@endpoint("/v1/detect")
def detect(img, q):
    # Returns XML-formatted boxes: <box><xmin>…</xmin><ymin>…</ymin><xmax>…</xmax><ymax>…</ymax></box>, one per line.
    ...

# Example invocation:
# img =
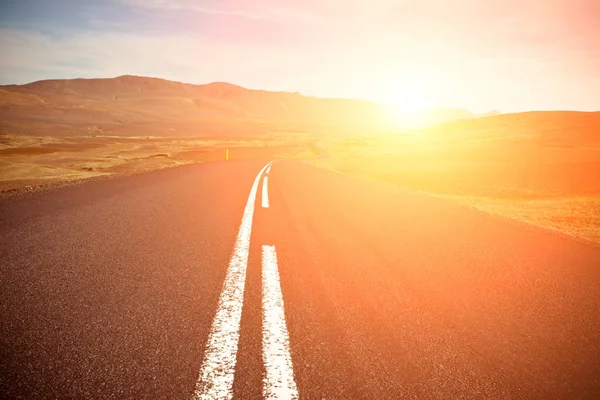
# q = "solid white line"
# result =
<box><xmin>194</xmin><ymin>161</ymin><xmax>274</xmax><ymax>400</ymax></box>
<box><xmin>262</xmin><ymin>176</ymin><xmax>270</xmax><ymax>208</ymax></box>
<box><xmin>261</xmin><ymin>245</ymin><xmax>298</xmax><ymax>400</ymax></box>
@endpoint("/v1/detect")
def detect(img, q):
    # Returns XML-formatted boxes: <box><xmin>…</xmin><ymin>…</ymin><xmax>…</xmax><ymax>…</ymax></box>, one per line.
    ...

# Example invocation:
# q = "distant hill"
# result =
<box><xmin>424</xmin><ymin>110</ymin><xmax>600</xmax><ymax>147</ymax></box>
<box><xmin>420</xmin><ymin>108</ymin><xmax>502</xmax><ymax>125</ymax></box>
<box><xmin>1</xmin><ymin>75</ymin><xmax>390</xmax><ymax>133</ymax></box>
<box><xmin>3</xmin><ymin>75</ymin><xmax>388</xmax><ymax>121</ymax></box>
<box><xmin>1</xmin><ymin>75</ymin><xmax>503</xmax><ymax>137</ymax></box>
<box><xmin>483</xmin><ymin>109</ymin><xmax>501</xmax><ymax>117</ymax></box>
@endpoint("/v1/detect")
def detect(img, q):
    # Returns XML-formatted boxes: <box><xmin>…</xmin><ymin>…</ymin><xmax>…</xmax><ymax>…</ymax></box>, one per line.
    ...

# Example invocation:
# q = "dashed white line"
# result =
<box><xmin>266</xmin><ymin>165</ymin><xmax>272</xmax><ymax>174</ymax></box>
<box><xmin>194</xmin><ymin>161</ymin><xmax>274</xmax><ymax>400</ymax></box>
<box><xmin>261</xmin><ymin>245</ymin><xmax>298</xmax><ymax>400</ymax></box>
<box><xmin>262</xmin><ymin>176</ymin><xmax>270</xmax><ymax>208</ymax></box>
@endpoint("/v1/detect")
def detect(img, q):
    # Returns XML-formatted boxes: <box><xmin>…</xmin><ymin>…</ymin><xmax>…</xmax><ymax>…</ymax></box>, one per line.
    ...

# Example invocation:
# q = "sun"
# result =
<box><xmin>377</xmin><ymin>78</ymin><xmax>432</xmax><ymax>129</ymax></box>
<box><xmin>393</xmin><ymin>90</ymin><xmax>427</xmax><ymax>116</ymax></box>
<box><xmin>386</xmin><ymin>88</ymin><xmax>429</xmax><ymax>129</ymax></box>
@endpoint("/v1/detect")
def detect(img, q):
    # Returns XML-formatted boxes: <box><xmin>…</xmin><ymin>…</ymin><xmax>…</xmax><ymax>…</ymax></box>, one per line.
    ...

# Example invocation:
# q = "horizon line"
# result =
<box><xmin>3</xmin><ymin>73</ymin><xmax>600</xmax><ymax>115</ymax></box>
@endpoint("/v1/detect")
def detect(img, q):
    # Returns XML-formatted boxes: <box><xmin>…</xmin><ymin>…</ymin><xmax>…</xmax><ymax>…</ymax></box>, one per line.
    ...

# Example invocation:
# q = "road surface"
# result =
<box><xmin>1</xmin><ymin>159</ymin><xmax>599</xmax><ymax>399</ymax></box>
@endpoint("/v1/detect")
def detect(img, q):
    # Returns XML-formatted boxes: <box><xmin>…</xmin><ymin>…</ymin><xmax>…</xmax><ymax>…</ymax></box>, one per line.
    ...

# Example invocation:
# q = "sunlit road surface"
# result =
<box><xmin>1</xmin><ymin>159</ymin><xmax>599</xmax><ymax>399</ymax></box>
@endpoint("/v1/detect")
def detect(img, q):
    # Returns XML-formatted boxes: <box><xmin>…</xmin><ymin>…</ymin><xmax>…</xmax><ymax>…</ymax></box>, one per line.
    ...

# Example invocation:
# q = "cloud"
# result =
<box><xmin>0</xmin><ymin>26</ymin><xmax>316</xmax><ymax>87</ymax></box>
<box><xmin>119</xmin><ymin>0</ymin><xmax>263</xmax><ymax>20</ymax></box>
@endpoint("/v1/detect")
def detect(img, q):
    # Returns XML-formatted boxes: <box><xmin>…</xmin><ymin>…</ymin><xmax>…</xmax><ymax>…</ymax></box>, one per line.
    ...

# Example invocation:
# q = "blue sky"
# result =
<box><xmin>1</xmin><ymin>0</ymin><xmax>599</xmax><ymax>112</ymax></box>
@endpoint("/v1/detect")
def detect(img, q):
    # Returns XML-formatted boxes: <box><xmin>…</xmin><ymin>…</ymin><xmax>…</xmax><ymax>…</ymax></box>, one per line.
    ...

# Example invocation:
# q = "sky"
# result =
<box><xmin>1</xmin><ymin>0</ymin><xmax>599</xmax><ymax>113</ymax></box>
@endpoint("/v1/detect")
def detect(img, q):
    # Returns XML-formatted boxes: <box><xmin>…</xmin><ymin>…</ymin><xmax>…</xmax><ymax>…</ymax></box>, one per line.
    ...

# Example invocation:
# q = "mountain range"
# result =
<box><xmin>0</xmin><ymin>75</ymin><xmax>500</xmax><ymax>137</ymax></box>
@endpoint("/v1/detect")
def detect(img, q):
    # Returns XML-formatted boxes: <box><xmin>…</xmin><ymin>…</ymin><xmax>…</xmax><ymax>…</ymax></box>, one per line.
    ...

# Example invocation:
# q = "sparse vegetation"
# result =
<box><xmin>0</xmin><ymin>132</ymin><xmax>316</xmax><ymax>191</ymax></box>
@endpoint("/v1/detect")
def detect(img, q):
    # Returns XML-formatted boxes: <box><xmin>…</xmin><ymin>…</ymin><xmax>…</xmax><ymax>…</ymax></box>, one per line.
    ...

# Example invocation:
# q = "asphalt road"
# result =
<box><xmin>1</xmin><ymin>159</ymin><xmax>599</xmax><ymax>399</ymax></box>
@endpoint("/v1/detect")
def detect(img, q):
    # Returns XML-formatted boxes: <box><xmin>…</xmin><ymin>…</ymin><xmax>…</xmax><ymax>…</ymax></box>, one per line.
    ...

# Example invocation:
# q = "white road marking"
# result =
<box><xmin>262</xmin><ymin>176</ymin><xmax>270</xmax><ymax>208</ymax></box>
<box><xmin>194</xmin><ymin>161</ymin><xmax>274</xmax><ymax>400</ymax></box>
<box><xmin>261</xmin><ymin>245</ymin><xmax>298</xmax><ymax>400</ymax></box>
<box><xmin>266</xmin><ymin>165</ymin><xmax>271</xmax><ymax>174</ymax></box>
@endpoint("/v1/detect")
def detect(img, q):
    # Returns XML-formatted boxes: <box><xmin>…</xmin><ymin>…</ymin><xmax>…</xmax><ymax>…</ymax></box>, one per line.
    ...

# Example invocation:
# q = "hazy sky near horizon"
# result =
<box><xmin>1</xmin><ymin>0</ymin><xmax>599</xmax><ymax>112</ymax></box>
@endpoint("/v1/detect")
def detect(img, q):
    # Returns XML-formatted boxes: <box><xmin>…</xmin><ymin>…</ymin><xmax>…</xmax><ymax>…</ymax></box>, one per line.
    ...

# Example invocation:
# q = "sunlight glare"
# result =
<box><xmin>385</xmin><ymin>85</ymin><xmax>429</xmax><ymax>129</ymax></box>
<box><xmin>394</xmin><ymin>90</ymin><xmax>427</xmax><ymax>115</ymax></box>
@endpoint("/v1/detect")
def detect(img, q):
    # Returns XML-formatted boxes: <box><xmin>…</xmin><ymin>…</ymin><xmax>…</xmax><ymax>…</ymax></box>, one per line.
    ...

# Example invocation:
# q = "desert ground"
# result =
<box><xmin>318</xmin><ymin>111</ymin><xmax>600</xmax><ymax>243</ymax></box>
<box><xmin>1</xmin><ymin>76</ymin><xmax>599</xmax><ymax>243</ymax></box>
<box><xmin>0</xmin><ymin>132</ymin><xmax>314</xmax><ymax>191</ymax></box>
